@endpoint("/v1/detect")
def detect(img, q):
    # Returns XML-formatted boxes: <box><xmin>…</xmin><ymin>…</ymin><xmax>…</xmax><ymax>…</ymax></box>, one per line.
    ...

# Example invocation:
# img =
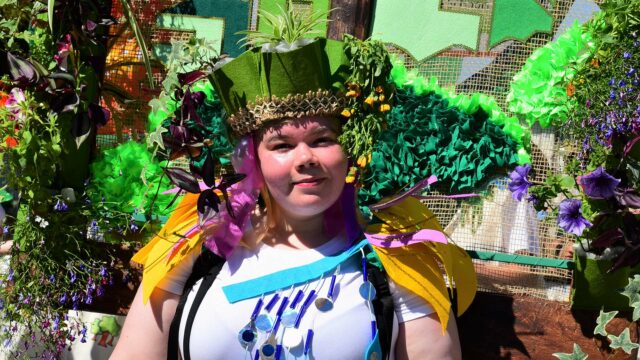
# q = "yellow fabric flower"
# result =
<box><xmin>341</xmin><ymin>109</ymin><xmax>352</xmax><ymax>117</ymax></box>
<box><xmin>364</xmin><ymin>97</ymin><xmax>375</xmax><ymax>106</ymax></box>
<box><xmin>379</xmin><ymin>103</ymin><xmax>391</xmax><ymax>112</ymax></box>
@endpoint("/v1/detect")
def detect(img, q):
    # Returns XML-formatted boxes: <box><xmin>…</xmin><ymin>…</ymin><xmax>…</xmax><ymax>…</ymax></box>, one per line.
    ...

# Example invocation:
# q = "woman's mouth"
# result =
<box><xmin>293</xmin><ymin>178</ymin><xmax>325</xmax><ymax>187</ymax></box>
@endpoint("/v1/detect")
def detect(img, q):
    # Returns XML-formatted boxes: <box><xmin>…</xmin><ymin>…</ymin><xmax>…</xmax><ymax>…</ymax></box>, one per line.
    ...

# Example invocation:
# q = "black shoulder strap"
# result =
<box><xmin>366</xmin><ymin>259</ymin><xmax>394</xmax><ymax>360</ymax></box>
<box><xmin>167</xmin><ymin>248</ymin><xmax>225</xmax><ymax>360</ymax></box>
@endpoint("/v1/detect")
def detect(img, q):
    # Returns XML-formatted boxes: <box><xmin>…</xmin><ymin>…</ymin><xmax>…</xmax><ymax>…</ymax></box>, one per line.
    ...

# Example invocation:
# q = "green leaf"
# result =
<box><xmin>593</xmin><ymin>309</ymin><xmax>618</xmax><ymax>336</ymax></box>
<box><xmin>631</xmin><ymin>301</ymin><xmax>640</xmax><ymax>322</ymax></box>
<box><xmin>118</xmin><ymin>0</ymin><xmax>154</xmax><ymax>89</ymax></box>
<box><xmin>146</xmin><ymin>126</ymin><xmax>167</xmax><ymax>150</ymax></box>
<box><xmin>47</xmin><ymin>0</ymin><xmax>55</xmax><ymax>33</ymax></box>
<box><xmin>622</xmin><ymin>274</ymin><xmax>640</xmax><ymax>306</ymax></box>
<box><xmin>559</xmin><ymin>175</ymin><xmax>576</xmax><ymax>190</ymax></box>
<box><xmin>552</xmin><ymin>343</ymin><xmax>588</xmax><ymax>360</ymax></box>
<box><xmin>608</xmin><ymin>328</ymin><xmax>639</xmax><ymax>354</ymax></box>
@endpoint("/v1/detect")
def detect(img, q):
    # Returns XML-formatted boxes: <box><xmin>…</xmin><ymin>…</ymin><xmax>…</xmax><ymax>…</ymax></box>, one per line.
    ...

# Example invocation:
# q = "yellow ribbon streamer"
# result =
<box><xmin>131</xmin><ymin>193</ymin><xmax>203</xmax><ymax>303</ymax></box>
<box><xmin>366</xmin><ymin>196</ymin><xmax>477</xmax><ymax>333</ymax></box>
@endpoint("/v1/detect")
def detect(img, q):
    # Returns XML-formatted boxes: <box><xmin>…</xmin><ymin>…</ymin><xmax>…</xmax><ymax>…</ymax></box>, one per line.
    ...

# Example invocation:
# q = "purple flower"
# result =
<box><xmin>130</xmin><ymin>223</ymin><xmax>139</xmax><ymax>232</ymax></box>
<box><xmin>625</xmin><ymin>52</ymin><xmax>632</xmax><ymax>59</ymax></box>
<box><xmin>609</xmin><ymin>78</ymin><xmax>616</xmax><ymax>86</ymax></box>
<box><xmin>2</xmin><ymin>226</ymin><xmax>8</xmax><ymax>236</ymax></box>
<box><xmin>557</xmin><ymin>199</ymin><xmax>592</xmax><ymax>236</ymax></box>
<box><xmin>69</xmin><ymin>270</ymin><xmax>77</xmax><ymax>284</ymax></box>
<box><xmin>59</xmin><ymin>293</ymin><xmax>67</xmax><ymax>305</ymax></box>
<box><xmin>628</xmin><ymin>68</ymin><xmax>637</xmax><ymax>77</ymax></box>
<box><xmin>53</xmin><ymin>200</ymin><xmax>68</xmax><ymax>212</ymax></box>
<box><xmin>7</xmin><ymin>269</ymin><xmax>13</xmax><ymax>282</ymax></box>
<box><xmin>508</xmin><ymin>164</ymin><xmax>532</xmax><ymax>201</ymax></box>
<box><xmin>577</xmin><ymin>166</ymin><xmax>621</xmax><ymax>199</ymax></box>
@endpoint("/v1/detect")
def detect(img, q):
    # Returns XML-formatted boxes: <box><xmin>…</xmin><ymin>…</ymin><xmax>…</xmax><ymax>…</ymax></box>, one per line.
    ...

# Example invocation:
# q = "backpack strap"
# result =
<box><xmin>365</xmin><ymin>251</ymin><xmax>394</xmax><ymax>360</ymax></box>
<box><xmin>167</xmin><ymin>248</ymin><xmax>225</xmax><ymax>360</ymax></box>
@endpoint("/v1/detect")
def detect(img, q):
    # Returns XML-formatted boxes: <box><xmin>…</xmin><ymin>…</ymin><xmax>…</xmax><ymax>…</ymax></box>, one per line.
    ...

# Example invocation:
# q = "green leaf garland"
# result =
<box><xmin>390</xmin><ymin>60</ymin><xmax>531</xmax><ymax>164</ymax></box>
<box><xmin>359</xmin><ymin>87</ymin><xmax>521</xmax><ymax>206</ymax></box>
<box><xmin>507</xmin><ymin>21</ymin><xmax>595</xmax><ymax>128</ymax></box>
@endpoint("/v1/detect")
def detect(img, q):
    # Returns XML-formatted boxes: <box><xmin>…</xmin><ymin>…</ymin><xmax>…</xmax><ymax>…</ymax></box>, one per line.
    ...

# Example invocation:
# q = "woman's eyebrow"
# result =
<box><xmin>264</xmin><ymin>133</ymin><xmax>291</xmax><ymax>143</ymax></box>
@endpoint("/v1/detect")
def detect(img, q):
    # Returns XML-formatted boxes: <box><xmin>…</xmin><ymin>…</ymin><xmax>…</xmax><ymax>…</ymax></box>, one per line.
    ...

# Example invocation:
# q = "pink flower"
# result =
<box><xmin>54</xmin><ymin>34</ymin><xmax>72</xmax><ymax>70</ymax></box>
<box><xmin>5</xmin><ymin>88</ymin><xmax>25</xmax><ymax>120</ymax></box>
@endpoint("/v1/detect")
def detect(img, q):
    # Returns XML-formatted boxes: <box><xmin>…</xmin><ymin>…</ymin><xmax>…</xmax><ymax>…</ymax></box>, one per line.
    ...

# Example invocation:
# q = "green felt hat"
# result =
<box><xmin>209</xmin><ymin>38</ymin><xmax>350</xmax><ymax>135</ymax></box>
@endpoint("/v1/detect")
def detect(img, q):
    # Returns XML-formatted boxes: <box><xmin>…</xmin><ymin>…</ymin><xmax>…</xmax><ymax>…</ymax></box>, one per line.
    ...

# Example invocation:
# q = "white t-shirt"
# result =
<box><xmin>158</xmin><ymin>236</ymin><xmax>434</xmax><ymax>360</ymax></box>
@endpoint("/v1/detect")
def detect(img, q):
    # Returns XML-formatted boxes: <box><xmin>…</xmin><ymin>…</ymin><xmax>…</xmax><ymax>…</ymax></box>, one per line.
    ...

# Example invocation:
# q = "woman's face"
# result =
<box><xmin>256</xmin><ymin>116</ymin><xmax>348</xmax><ymax>219</ymax></box>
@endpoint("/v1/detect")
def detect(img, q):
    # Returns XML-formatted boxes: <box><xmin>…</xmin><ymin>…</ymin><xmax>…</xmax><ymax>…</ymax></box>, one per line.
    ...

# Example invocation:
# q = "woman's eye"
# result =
<box><xmin>272</xmin><ymin>143</ymin><xmax>292</xmax><ymax>151</ymax></box>
<box><xmin>314</xmin><ymin>137</ymin><xmax>335</xmax><ymax>146</ymax></box>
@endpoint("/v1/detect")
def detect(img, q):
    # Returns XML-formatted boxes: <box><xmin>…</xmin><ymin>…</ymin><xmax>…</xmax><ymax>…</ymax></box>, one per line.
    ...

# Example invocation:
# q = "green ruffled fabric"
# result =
<box><xmin>390</xmin><ymin>60</ymin><xmax>531</xmax><ymax>165</ymax></box>
<box><xmin>359</xmin><ymin>88</ymin><xmax>521</xmax><ymax>205</ymax></box>
<box><xmin>507</xmin><ymin>21</ymin><xmax>594</xmax><ymax>128</ymax></box>
<box><xmin>89</xmin><ymin>141</ymin><xmax>176</xmax><ymax>216</ymax></box>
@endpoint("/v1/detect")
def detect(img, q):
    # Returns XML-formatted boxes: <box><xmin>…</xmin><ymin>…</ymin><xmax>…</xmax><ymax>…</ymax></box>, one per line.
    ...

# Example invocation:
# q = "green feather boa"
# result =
<box><xmin>89</xmin><ymin>141</ymin><xmax>175</xmax><ymax>216</ymax></box>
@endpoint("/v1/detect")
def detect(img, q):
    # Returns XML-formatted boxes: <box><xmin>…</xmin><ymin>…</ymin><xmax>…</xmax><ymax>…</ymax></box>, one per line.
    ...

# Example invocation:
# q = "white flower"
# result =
<box><xmin>39</xmin><ymin>220</ymin><xmax>49</xmax><ymax>228</ymax></box>
<box><xmin>34</xmin><ymin>215</ymin><xmax>42</xmax><ymax>223</ymax></box>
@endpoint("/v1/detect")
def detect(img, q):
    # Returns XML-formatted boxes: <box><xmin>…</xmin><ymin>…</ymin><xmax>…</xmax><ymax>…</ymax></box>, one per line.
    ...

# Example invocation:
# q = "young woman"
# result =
<box><xmin>112</xmin><ymin>116</ymin><xmax>461</xmax><ymax>360</ymax></box>
<box><xmin>112</xmin><ymin>15</ymin><xmax>473</xmax><ymax>359</ymax></box>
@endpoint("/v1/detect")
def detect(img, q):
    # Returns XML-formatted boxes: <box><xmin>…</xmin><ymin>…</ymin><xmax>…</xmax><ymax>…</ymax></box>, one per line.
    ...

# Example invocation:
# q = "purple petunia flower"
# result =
<box><xmin>508</xmin><ymin>164</ymin><xmax>532</xmax><ymax>201</ymax></box>
<box><xmin>577</xmin><ymin>166</ymin><xmax>621</xmax><ymax>199</ymax></box>
<box><xmin>625</xmin><ymin>52</ymin><xmax>632</xmax><ymax>59</ymax></box>
<box><xmin>557</xmin><ymin>199</ymin><xmax>592</xmax><ymax>236</ymax></box>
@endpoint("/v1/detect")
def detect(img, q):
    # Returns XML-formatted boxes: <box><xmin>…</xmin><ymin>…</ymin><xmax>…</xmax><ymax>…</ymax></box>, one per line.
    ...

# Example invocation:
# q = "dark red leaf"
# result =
<box><xmin>164</xmin><ymin>167</ymin><xmax>201</xmax><ymax>194</ymax></box>
<box><xmin>178</xmin><ymin>71</ymin><xmax>207</xmax><ymax>86</ymax></box>
<box><xmin>201</xmin><ymin>152</ymin><xmax>217</xmax><ymax>188</ymax></box>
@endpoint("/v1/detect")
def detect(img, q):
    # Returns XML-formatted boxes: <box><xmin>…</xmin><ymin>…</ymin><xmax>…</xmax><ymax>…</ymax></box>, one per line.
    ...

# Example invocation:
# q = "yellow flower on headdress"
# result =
<box><xmin>364</xmin><ymin>97</ymin><xmax>375</xmax><ymax>106</ymax></box>
<box><xmin>341</xmin><ymin>109</ymin><xmax>352</xmax><ymax>117</ymax></box>
<box><xmin>345</xmin><ymin>166</ymin><xmax>358</xmax><ymax>183</ymax></box>
<box><xmin>356</xmin><ymin>153</ymin><xmax>371</xmax><ymax>168</ymax></box>
<box><xmin>375</xmin><ymin>85</ymin><xmax>384</xmax><ymax>93</ymax></box>
<box><xmin>346</xmin><ymin>90</ymin><xmax>359</xmax><ymax>97</ymax></box>
<box><xmin>379</xmin><ymin>103</ymin><xmax>391</xmax><ymax>112</ymax></box>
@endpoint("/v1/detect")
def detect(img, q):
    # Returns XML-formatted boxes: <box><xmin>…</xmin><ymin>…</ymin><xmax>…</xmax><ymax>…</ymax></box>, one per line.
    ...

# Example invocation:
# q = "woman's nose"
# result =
<box><xmin>294</xmin><ymin>144</ymin><xmax>318</xmax><ymax>169</ymax></box>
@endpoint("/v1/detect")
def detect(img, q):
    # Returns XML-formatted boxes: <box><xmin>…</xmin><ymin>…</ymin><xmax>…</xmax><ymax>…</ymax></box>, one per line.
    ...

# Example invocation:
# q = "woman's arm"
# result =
<box><xmin>110</xmin><ymin>286</ymin><xmax>180</xmax><ymax>359</ymax></box>
<box><xmin>395</xmin><ymin>311</ymin><xmax>461</xmax><ymax>360</ymax></box>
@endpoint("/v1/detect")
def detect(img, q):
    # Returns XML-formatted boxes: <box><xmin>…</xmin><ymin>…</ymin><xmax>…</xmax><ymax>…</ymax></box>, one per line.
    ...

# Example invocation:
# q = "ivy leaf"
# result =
<box><xmin>621</xmin><ymin>274</ymin><xmax>640</xmax><ymax>306</ymax></box>
<box><xmin>631</xmin><ymin>301</ymin><xmax>640</xmax><ymax>322</ymax></box>
<box><xmin>608</xmin><ymin>328</ymin><xmax>639</xmax><ymax>354</ymax></box>
<box><xmin>146</xmin><ymin>126</ymin><xmax>167</xmax><ymax>150</ymax></box>
<box><xmin>593</xmin><ymin>309</ymin><xmax>618</xmax><ymax>336</ymax></box>
<box><xmin>552</xmin><ymin>343</ymin><xmax>588</xmax><ymax>360</ymax></box>
<box><xmin>148</xmin><ymin>98</ymin><xmax>167</xmax><ymax>115</ymax></box>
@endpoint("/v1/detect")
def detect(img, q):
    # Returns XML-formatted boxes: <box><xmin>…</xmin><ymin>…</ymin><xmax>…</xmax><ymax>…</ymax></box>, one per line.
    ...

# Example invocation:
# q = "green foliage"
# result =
<box><xmin>339</xmin><ymin>34</ymin><xmax>394</xmax><ymax>168</ymax></box>
<box><xmin>594</xmin><ymin>309</ymin><xmax>618</xmax><ymax>336</ymax></box>
<box><xmin>552</xmin><ymin>344</ymin><xmax>588</xmax><ymax>360</ymax></box>
<box><xmin>608</xmin><ymin>328</ymin><xmax>639</xmax><ymax>354</ymax></box>
<box><xmin>237</xmin><ymin>2</ymin><xmax>328</xmax><ymax>47</ymax></box>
